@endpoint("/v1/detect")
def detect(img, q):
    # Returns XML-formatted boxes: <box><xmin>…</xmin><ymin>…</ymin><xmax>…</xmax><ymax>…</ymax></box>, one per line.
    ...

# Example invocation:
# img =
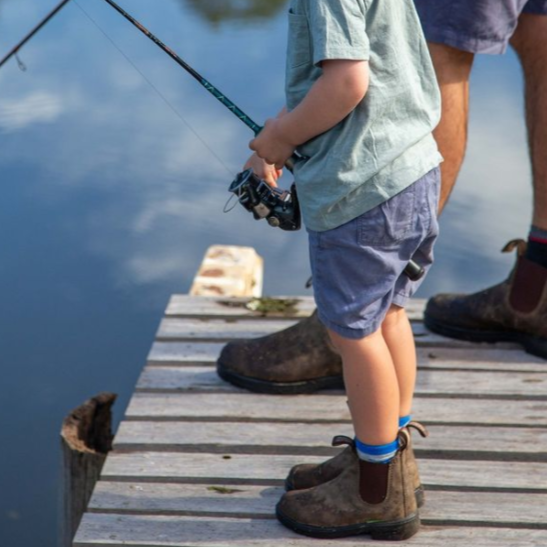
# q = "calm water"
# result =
<box><xmin>0</xmin><ymin>1</ymin><xmax>533</xmax><ymax>545</ymax></box>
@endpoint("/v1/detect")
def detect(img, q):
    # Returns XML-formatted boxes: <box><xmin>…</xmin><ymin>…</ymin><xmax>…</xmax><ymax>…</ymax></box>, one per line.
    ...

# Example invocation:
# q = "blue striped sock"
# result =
<box><xmin>399</xmin><ymin>415</ymin><xmax>411</xmax><ymax>428</ymax></box>
<box><xmin>355</xmin><ymin>437</ymin><xmax>399</xmax><ymax>464</ymax></box>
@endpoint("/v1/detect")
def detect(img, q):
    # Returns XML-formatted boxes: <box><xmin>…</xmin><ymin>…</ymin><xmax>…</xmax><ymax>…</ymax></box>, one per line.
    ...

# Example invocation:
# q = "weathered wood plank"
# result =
<box><xmin>165</xmin><ymin>296</ymin><xmax>427</xmax><ymax>321</ymax></box>
<box><xmin>87</xmin><ymin>482</ymin><xmax>547</xmax><ymax>528</ymax></box>
<box><xmin>100</xmin><ymin>452</ymin><xmax>547</xmax><ymax>491</ymax></box>
<box><xmin>156</xmin><ymin>317</ymin><xmax>297</xmax><ymax>341</ymax></box>
<box><xmin>112</xmin><ymin>421</ymin><xmax>547</xmax><ymax>461</ymax></box>
<box><xmin>147</xmin><ymin>342</ymin><xmax>547</xmax><ymax>372</ymax></box>
<box><xmin>147</xmin><ymin>342</ymin><xmax>226</xmax><ymax>366</ymax></box>
<box><xmin>125</xmin><ymin>393</ymin><xmax>547</xmax><ymax>427</ymax></box>
<box><xmin>155</xmin><ymin>318</ymin><xmax>520</xmax><ymax>349</ymax></box>
<box><xmin>166</xmin><ymin>295</ymin><xmax>317</xmax><ymax>319</ymax></box>
<box><xmin>136</xmin><ymin>366</ymin><xmax>547</xmax><ymax>399</ymax></box>
<box><xmin>73</xmin><ymin>514</ymin><xmax>547</xmax><ymax>546</ymax></box>
<box><xmin>89</xmin><ymin>482</ymin><xmax>279</xmax><ymax>518</ymax></box>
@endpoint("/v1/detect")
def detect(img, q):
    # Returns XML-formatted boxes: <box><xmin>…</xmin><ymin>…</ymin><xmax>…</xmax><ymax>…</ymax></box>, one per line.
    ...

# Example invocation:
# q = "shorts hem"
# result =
<box><xmin>392</xmin><ymin>293</ymin><xmax>411</xmax><ymax>308</ymax></box>
<box><xmin>423</xmin><ymin>26</ymin><xmax>508</xmax><ymax>55</ymax></box>
<box><xmin>317</xmin><ymin>311</ymin><xmax>382</xmax><ymax>340</ymax></box>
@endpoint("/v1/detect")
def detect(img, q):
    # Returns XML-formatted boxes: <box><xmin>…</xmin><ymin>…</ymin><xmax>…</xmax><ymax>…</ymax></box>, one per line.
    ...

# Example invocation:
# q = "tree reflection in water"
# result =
<box><xmin>182</xmin><ymin>0</ymin><xmax>287</xmax><ymax>25</ymax></box>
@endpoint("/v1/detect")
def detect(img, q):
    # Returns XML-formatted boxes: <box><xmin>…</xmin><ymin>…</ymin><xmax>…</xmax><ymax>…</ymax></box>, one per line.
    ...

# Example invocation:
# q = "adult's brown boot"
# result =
<box><xmin>276</xmin><ymin>429</ymin><xmax>420</xmax><ymax>540</ymax></box>
<box><xmin>285</xmin><ymin>422</ymin><xmax>428</xmax><ymax>508</ymax></box>
<box><xmin>425</xmin><ymin>239</ymin><xmax>547</xmax><ymax>359</ymax></box>
<box><xmin>216</xmin><ymin>311</ymin><xmax>343</xmax><ymax>394</ymax></box>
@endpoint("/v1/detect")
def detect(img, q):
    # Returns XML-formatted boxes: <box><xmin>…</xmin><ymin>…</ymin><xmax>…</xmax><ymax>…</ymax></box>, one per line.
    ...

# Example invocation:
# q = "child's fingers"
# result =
<box><xmin>264</xmin><ymin>173</ymin><xmax>279</xmax><ymax>187</ymax></box>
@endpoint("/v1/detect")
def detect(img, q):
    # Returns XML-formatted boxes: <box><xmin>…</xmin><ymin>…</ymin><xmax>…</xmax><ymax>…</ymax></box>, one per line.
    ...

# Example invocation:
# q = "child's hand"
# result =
<box><xmin>249</xmin><ymin>118</ymin><xmax>297</xmax><ymax>170</ymax></box>
<box><xmin>244</xmin><ymin>153</ymin><xmax>283</xmax><ymax>187</ymax></box>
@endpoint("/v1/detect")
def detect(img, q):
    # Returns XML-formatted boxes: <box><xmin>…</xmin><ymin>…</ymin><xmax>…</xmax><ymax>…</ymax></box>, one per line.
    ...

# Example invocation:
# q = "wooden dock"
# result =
<box><xmin>73</xmin><ymin>295</ymin><xmax>547</xmax><ymax>546</ymax></box>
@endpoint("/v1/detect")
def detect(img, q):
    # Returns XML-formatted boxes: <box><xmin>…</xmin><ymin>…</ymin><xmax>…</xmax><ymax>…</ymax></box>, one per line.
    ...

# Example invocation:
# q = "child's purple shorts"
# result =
<box><xmin>414</xmin><ymin>0</ymin><xmax>547</xmax><ymax>54</ymax></box>
<box><xmin>307</xmin><ymin>167</ymin><xmax>440</xmax><ymax>340</ymax></box>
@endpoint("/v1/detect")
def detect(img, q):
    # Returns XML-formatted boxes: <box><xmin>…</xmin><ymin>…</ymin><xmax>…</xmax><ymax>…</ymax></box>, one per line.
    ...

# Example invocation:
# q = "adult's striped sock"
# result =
<box><xmin>527</xmin><ymin>226</ymin><xmax>547</xmax><ymax>269</ymax></box>
<box><xmin>355</xmin><ymin>437</ymin><xmax>399</xmax><ymax>464</ymax></box>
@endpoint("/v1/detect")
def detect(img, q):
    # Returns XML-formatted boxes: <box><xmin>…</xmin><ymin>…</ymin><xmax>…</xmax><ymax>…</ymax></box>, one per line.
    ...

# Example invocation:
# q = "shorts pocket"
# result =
<box><xmin>287</xmin><ymin>12</ymin><xmax>311</xmax><ymax>68</ymax></box>
<box><xmin>358</xmin><ymin>184</ymin><xmax>417</xmax><ymax>246</ymax></box>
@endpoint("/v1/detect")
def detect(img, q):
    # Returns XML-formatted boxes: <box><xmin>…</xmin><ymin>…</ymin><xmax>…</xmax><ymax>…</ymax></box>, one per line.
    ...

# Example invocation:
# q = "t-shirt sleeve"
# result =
<box><xmin>306</xmin><ymin>0</ymin><xmax>370</xmax><ymax>66</ymax></box>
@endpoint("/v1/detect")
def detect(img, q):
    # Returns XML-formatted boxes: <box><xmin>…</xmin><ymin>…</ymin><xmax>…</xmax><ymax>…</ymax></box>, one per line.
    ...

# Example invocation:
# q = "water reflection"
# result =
<box><xmin>182</xmin><ymin>0</ymin><xmax>287</xmax><ymax>25</ymax></box>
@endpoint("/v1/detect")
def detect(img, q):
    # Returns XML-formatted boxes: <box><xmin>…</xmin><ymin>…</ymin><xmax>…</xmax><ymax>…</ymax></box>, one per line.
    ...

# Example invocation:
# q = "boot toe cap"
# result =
<box><xmin>285</xmin><ymin>464</ymin><xmax>318</xmax><ymax>491</ymax></box>
<box><xmin>425</xmin><ymin>293</ymin><xmax>466</xmax><ymax>321</ymax></box>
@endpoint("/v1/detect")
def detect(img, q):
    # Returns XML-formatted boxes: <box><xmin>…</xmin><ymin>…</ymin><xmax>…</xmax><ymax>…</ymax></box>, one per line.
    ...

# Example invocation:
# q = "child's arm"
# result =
<box><xmin>250</xmin><ymin>59</ymin><xmax>369</xmax><ymax>169</ymax></box>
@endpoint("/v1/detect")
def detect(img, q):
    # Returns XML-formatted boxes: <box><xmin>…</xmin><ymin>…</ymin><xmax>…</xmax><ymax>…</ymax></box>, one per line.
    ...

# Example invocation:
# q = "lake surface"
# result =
<box><xmin>0</xmin><ymin>1</ymin><xmax>534</xmax><ymax>545</ymax></box>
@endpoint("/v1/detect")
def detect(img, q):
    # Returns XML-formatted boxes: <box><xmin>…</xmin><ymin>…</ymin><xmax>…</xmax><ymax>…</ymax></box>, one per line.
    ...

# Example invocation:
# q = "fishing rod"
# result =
<box><xmin>0</xmin><ymin>0</ymin><xmax>424</xmax><ymax>278</ymax></box>
<box><xmin>0</xmin><ymin>0</ymin><xmax>72</xmax><ymax>70</ymax></box>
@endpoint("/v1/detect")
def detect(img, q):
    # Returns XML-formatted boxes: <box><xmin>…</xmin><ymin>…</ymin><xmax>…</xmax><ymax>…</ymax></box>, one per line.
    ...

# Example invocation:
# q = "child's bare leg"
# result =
<box><xmin>381</xmin><ymin>305</ymin><xmax>417</xmax><ymax>418</ymax></box>
<box><xmin>329</xmin><ymin>328</ymin><xmax>399</xmax><ymax>445</ymax></box>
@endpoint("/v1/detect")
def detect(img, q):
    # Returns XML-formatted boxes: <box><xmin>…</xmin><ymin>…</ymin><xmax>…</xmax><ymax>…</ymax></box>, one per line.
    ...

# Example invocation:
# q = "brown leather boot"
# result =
<box><xmin>285</xmin><ymin>422</ymin><xmax>428</xmax><ymax>508</ymax></box>
<box><xmin>425</xmin><ymin>239</ymin><xmax>547</xmax><ymax>359</ymax></box>
<box><xmin>276</xmin><ymin>429</ymin><xmax>420</xmax><ymax>540</ymax></box>
<box><xmin>216</xmin><ymin>311</ymin><xmax>343</xmax><ymax>394</ymax></box>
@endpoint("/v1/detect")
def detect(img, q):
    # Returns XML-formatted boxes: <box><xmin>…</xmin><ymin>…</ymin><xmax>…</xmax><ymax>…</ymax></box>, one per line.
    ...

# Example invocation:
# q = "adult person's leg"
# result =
<box><xmin>427</xmin><ymin>44</ymin><xmax>474</xmax><ymax>212</ymax></box>
<box><xmin>425</xmin><ymin>7</ymin><xmax>547</xmax><ymax>359</ymax></box>
<box><xmin>510</xmin><ymin>13</ymin><xmax>547</xmax><ymax>232</ymax></box>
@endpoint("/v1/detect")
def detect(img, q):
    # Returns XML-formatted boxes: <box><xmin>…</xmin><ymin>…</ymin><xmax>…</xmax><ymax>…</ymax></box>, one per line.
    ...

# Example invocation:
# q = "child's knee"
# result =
<box><xmin>383</xmin><ymin>304</ymin><xmax>407</xmax><ymax>327</ymax></box>
<box><xmin>327</xmin><ymin>326</ymin><xmax>382</xmax><ymax>353</ymax></box>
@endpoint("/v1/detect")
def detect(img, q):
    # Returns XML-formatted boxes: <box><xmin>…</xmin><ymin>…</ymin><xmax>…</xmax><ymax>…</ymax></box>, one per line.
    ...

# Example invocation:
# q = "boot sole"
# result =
<box><xmin>217</xmin><ymin>362</ymin><xmax>344</xmax><ymax>394</ymax></box>
<box><xmin>285</xmin><ymin>477</ymin><xmax>426</xmax><ymax>509</ymax></box>
<box><xmin>424</xmin><ymin>315</ymin><xmax>547</xmax><ymax>360</ymax></box>
<box><xmin>276</xmin><ymin>506</ymin><xmax>420</xmax><ymax>541</ymax></box>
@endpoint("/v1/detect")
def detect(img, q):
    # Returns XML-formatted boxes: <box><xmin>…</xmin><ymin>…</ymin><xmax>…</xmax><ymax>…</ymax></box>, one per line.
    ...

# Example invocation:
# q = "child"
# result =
<box><xmin>245</xmin><ymin>0</ymin><xmax>441</xmax><ymax>540</ymax></box>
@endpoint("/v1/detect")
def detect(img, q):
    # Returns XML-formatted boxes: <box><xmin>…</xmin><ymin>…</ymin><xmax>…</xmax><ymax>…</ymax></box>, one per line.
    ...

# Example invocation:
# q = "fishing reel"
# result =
<box><xmin>228</xmin><ymin>169</ymin><xmax>301</xmax><ymax>231</ymax></box>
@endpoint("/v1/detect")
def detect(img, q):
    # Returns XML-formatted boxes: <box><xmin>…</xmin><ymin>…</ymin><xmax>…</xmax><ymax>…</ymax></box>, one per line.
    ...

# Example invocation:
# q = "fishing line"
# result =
<box><xmin>73</xmin><ymin>0</ymin><xmax>235</xmax><ymax>177</ymax></box>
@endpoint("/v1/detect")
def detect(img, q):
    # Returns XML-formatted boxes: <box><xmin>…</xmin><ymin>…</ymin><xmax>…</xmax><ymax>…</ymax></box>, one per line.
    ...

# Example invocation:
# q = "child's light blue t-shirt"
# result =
<box><xmin>286</xmin><ymin>0</ymin><xmax>442</xmax><ymax>231</ymax></box>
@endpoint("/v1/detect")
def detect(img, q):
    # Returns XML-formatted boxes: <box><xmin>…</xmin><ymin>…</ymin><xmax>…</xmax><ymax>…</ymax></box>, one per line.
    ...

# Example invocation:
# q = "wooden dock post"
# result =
<box><xmin>190</xmin><ymin>245</ymin><xmax>263</xmax><ymax>297</ymax></box>
<box><xmin>59</xmin><ymin>392</ymin><xmax>116</xmax><ymax>547</ymax></box>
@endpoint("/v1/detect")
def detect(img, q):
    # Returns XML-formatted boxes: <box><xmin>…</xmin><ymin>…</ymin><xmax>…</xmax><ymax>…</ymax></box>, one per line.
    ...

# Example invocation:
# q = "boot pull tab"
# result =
<box><xmin>407</xmin><ymin>421</ymin><xmax>429</xmax><ymax>438</ymax></box>
<box><xmin>397</xmin><ymin>428</ymin><xmax>411</xmax><ymax>451</ymax></box>
<box><xmin>502</xmin><ymin>239</ymin><xmax>527</xmax><ymax>257</ymax></box>
<box><xmin>331</xmin><ymin>435</ymin><xmax>354</xmax><ymax>448</ymax></box>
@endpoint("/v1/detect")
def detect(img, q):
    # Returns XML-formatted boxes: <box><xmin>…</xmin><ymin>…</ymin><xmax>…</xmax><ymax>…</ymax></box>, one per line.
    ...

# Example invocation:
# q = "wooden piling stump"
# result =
<box><xmin>60</xmin><ymin>392</ymin><xmax>116</xmax><ymax>547</ymax></box>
